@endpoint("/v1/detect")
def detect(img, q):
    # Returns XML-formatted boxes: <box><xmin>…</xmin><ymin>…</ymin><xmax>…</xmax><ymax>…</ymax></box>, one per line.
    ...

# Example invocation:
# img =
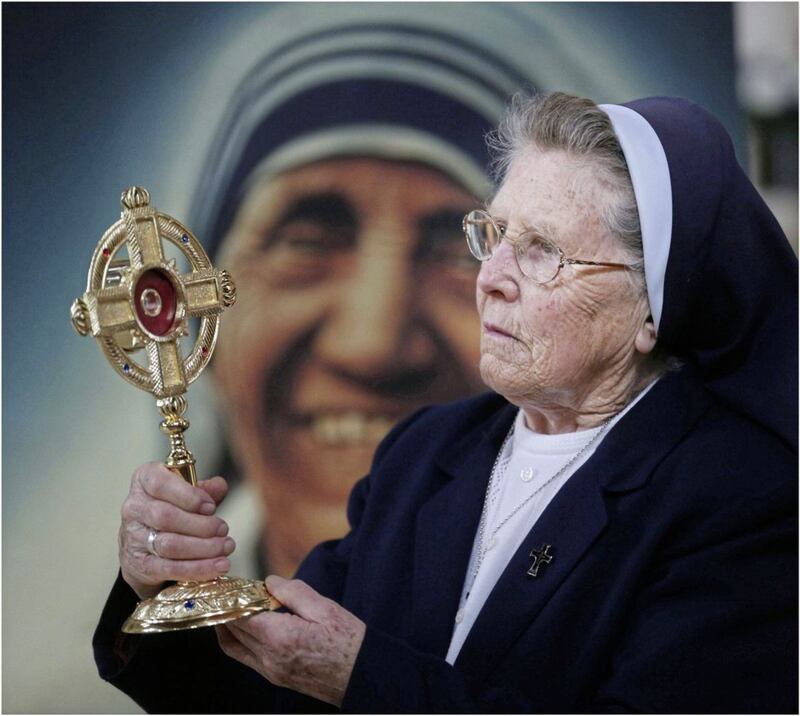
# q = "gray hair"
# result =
<box><xmin>487</xmin><ymin>91</ymin><xmax>682</xmax><ymax>373</ymax></box>
<box><xmin>486</xmin><ymin>92</ymin><xmax>645</xmax><ymax>278</ymax></box>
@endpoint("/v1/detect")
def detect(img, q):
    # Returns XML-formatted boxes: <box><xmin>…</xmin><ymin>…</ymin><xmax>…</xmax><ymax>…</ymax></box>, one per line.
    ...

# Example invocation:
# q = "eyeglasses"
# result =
<box><xmin>462</xmin><ymin>209</ymin><xmax>634</xmax><ymax>284</ymax></box>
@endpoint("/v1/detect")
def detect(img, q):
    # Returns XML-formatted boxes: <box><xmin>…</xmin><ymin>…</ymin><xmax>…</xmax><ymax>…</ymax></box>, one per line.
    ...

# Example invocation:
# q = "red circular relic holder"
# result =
<box><xmin>134</xmin><ymin>268</ymin><xmax>178</xmax><ymax>336</ymax></box>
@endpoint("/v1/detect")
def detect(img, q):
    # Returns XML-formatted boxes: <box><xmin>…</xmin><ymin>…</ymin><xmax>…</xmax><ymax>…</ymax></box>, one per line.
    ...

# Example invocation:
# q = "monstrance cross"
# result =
<box><xmin>71</xmin><ymin>186</ymin><xmax>236</xmax><ymax>484</ymax></box>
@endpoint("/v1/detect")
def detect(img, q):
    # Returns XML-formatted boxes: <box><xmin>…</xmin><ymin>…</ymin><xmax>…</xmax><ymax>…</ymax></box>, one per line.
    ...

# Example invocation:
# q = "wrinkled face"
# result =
<box><xmin>476</xmin><ymin>146</ymin><xmax>651</xmax><ymax>410</ymax></box>
<box><xmin>213</xmin><ymin>157</ymin><xmax>483</xmax><ymax>568</ymax></box>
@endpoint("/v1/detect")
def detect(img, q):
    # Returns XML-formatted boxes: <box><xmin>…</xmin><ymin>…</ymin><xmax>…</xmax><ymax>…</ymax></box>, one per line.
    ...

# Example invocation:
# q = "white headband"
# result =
<box><xmin>598</xmin><ymin>104</ymin><xmax>672</xmax><ymax>332</ymax></box>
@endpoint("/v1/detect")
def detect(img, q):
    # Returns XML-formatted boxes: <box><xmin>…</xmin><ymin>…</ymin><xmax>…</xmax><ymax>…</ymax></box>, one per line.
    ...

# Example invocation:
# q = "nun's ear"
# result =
<box><xmin>635</xmin><ymin>314</ymin><xmax>657</xmax><ymax>355</ymax></box>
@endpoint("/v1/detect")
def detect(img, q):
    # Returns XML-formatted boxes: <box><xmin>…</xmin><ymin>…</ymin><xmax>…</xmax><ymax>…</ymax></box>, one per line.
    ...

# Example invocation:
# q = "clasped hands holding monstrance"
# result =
<box><xmin>71</xmin><ymin>187</ymin><xmax>281</xmax><ymax>633</ymax></box>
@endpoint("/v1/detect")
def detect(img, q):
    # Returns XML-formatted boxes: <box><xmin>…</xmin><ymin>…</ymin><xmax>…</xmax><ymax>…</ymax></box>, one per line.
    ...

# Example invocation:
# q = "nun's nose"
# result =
<box><xmin>476</xmin><ymin>240</ymin><xmax>521</xmax><ymax>302</ymax></box>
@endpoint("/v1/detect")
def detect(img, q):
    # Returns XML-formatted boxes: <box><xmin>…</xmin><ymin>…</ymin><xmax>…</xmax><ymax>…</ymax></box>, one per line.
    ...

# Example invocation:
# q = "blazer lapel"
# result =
<box><xmin>409</xmin><ymin>401</ymin><xmax>516</xmax><ymax>657</ymax></box>
<box><xmin>454</xmin><ymin>459</ymin><xmax>608</xmax><ymax>683</ymax></box>
<box><xmin>409</xmin><ymin>366</ymin><xmax>711</xmax><ymax>671</ymax></box>
<box><xmin>453</xmin><ymin>367</ymin><xmax>713</xmax><ymax>683</ymax></box>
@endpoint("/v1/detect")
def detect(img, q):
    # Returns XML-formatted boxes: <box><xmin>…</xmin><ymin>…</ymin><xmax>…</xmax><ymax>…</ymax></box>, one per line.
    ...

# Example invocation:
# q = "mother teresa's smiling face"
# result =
<box><xmin>213</xmin><ymin>157</ymin><xmax>483</xmax><ymax>575</ymax></box>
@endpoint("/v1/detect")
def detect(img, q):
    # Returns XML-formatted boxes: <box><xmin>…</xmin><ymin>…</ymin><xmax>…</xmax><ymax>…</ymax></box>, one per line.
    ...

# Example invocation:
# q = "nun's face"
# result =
<box><xmin>214</xmin><ymin>157</ymin><xmax>482</xmax><ymax>575</ymax></box>
<box><xmin>476</xmin><ymin>146</ymin><xmax>651</xmax><ymax>418</ymax></box>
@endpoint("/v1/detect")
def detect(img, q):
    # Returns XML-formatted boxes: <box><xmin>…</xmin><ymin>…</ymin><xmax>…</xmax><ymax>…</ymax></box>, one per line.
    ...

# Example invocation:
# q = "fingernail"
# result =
<box><xmin>223</xmin><ymin>537</ymin><xmax>235</xmax><ymax>555</ymax></box>
<box><xmin>216</xmin><ymin>522</ymin><xmax>229</xmax><ymax>537</ymax></box>
<box><xmin>200</xmin><ymin>502</ymin><xmax>216</xmax><ymax>515</ymax></box>
<box><xmin>215</xmin><ymin>558</ymin><xmax>230</xmax><ymax>573</ymax></box>
<box><xmin>265</xmin><ymin>575</ymin><xmax>280</xmax><ymax>591</ymax></box>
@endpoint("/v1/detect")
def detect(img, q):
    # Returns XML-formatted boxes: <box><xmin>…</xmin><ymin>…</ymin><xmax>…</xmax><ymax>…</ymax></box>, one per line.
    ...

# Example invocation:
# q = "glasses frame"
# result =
<box><xmin>463</xmin><ymin>209</ymin><xmax>634</xmax><ymax>284</ymax></box>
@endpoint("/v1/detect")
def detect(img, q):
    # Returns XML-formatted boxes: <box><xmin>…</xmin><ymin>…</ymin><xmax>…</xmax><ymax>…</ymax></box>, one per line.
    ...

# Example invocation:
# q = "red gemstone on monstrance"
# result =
<box><xmin>133</xmin><ymin>268</ymin><xmax>177</xmax><ymax>336</ymax></box>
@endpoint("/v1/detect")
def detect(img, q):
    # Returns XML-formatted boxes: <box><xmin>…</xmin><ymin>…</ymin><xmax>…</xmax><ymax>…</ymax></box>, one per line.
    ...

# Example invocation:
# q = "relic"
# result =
<box><xmin>71</xmin><ymin>187</ymin><xmax>280</xmax><ymax>633</ymax></box>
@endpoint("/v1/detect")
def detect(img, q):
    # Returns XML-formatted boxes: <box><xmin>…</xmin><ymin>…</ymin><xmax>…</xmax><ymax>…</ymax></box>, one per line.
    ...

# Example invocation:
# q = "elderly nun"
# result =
<box><xmin>95</xmin><ymin>92</ymin><xmax>797</xmax><ymax>713</ymax></box>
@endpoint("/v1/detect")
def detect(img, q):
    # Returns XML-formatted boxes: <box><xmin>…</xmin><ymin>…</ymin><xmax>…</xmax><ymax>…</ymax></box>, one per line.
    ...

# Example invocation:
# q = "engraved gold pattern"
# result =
<box><xmin>122</xmin><ymin>577</ymin><xmax>282</xmax><ymax>634</ymax></box>
<box><xmin>219</xmin><ymin>269</ymin><xmax>237</xmax><ymax>307</ymax></box>
<box><xmin>121</xmin><ymin>186</ymin><xmax>151</xmax><ymax>210</ymax></box>
<box><xmin>70</xmin><ymin>298</ymin><xmax>90</xmax><ymax>336</ymax></box>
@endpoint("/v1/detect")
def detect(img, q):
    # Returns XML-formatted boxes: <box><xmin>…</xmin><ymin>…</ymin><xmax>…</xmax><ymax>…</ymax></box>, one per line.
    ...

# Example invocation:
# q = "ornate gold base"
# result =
<box><xmin>122</xmin><ymin>576</ymin><xmax>282</xmax><ymax>634</ymax></box>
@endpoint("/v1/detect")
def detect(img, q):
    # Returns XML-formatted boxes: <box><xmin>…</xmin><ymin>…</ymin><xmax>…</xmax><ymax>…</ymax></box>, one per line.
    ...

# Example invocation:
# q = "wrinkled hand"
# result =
<box><xmin>216</xmin><ymin>576</ymin><xmax>366</xmax><ymax>707</ymax></box>
<box><xmin>118</xmin><ymin>462</ymin><xmax>235</xmax><ymax>599</ymax></box>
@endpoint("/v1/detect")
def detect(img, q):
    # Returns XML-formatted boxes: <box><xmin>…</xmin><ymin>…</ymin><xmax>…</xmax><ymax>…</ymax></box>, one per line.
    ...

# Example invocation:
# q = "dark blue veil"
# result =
<box><xmin>625</xmin><ymin>97</ymin><xmax>797</xmax><ymax>451</ymax></box>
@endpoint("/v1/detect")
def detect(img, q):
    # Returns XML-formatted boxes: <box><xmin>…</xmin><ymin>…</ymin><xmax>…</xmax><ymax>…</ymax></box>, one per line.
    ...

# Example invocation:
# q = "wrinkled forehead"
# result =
<box><xmin>488</xmin><ymin>148</ymin><xmax>618</xmax><ymax>247</ymax></box>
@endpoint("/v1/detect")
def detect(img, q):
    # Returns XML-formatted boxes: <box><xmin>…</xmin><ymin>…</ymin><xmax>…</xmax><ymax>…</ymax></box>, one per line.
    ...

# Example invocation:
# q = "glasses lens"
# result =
<box><xmin>518</xmin><ymin>234</ymin><xmax>561</xmax><ymax>283</ymax></box>
<box><xmin>463</xmin><ymin>210</ymin><xmax>497</xmax><ymax>260</ymax></box>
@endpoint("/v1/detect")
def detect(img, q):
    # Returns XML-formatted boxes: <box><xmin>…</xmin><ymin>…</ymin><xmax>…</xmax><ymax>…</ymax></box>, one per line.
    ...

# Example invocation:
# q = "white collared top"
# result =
<box><xmin>445</xmin><ymin>380</ymin><xmax>657</xmax><ymax>664</ymax></box>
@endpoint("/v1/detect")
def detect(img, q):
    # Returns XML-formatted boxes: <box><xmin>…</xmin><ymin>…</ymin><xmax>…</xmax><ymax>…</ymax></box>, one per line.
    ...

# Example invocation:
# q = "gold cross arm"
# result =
<box><xmin>183</xmin><ymin>269</ymin><xmax>236</xmax><ymax>319</ymax></box>
<box><xmin>80</xmin><ymin>285</ymin><xmax>138</xmax><ymax>337</ymax></box>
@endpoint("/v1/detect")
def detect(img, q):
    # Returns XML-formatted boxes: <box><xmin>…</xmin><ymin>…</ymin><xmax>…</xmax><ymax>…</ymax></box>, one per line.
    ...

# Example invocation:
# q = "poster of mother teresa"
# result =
<box><xmin>165</xmin><ymin>4</ymin><xmax>772</xmax><ymax>583</ymax></box>
<box><xmin>199</xmin><ymin>16</ymin><xmax>530</xmax><ymax>578</ymax></box>
<box><xmin>3</xmin><ymin>2</ymin><xmax>797</xmax><ymax>713</ymax></box>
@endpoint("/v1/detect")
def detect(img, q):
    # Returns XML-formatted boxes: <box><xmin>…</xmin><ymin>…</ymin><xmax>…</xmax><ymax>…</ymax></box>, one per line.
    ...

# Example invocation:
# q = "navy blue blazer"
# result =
<box><xmin>94</xmin><ymin>367</ymin><xmax>797</xmax><ymax>713</ymax></box>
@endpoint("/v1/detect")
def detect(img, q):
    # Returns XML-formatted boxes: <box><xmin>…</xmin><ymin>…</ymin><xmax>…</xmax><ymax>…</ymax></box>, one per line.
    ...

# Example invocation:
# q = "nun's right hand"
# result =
<box><xmin>118</xmin><ymin>462</ymin><xmax>235</xmax><ymax>599</ymax></box>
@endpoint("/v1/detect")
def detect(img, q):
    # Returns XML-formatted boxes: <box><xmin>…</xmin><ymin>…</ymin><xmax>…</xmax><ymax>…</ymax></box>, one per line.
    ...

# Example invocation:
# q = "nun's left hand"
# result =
<box><xmin>216</xmin><ymin>575</ymin><xmax>366</xmax><ymax>706</ymax></box>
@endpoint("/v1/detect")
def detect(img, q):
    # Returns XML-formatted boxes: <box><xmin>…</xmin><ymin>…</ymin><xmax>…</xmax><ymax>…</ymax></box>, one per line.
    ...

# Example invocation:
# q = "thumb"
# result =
<box><xmin>265</xmin><ymin>576</ymin><xmax>333</xmax><ymax>622</ymax></box>
<box><xmin>197</xmin><ymin>476</ymin><xmax>229</xmax><ymax>505</ymax></box>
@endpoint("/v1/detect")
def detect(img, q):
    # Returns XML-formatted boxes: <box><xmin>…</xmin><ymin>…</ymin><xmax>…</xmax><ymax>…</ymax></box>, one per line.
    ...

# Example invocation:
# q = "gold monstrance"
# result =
<box><xmin>70</xmin><ymin>187</ymin><xmax>280</xmax><ymax>633</ymax></box>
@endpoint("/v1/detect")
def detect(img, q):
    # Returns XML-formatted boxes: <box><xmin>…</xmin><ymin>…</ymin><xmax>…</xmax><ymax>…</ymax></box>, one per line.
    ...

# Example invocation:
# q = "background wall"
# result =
<box><xmin>2</xmin><ymin>3</ymin><xmax>794</xmax><ymax>713</ymax></box>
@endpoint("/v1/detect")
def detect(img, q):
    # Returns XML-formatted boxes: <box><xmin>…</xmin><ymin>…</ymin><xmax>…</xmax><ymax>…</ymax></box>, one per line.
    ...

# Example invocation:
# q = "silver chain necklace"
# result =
<box><xmin>467</xmin><ymin>416</ymin><xmax>613</xmax><ymax>592</ymax></box>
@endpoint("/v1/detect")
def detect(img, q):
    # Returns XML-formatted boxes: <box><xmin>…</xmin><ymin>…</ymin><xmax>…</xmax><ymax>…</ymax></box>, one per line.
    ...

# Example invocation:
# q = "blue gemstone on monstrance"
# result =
<box><xmin>184</xmin><ymin>599</ymin><xmax>196</xmax><ymax>610</ymax></box>
<box><xmin>181</xmin><ymin>234</ymin><xmax>190</xmax><ymax>243</ymax></box>
<box><xmin>123</xmin><ymin>363</ymin><xmax>131</xmax><ymax>373</ymax></box>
